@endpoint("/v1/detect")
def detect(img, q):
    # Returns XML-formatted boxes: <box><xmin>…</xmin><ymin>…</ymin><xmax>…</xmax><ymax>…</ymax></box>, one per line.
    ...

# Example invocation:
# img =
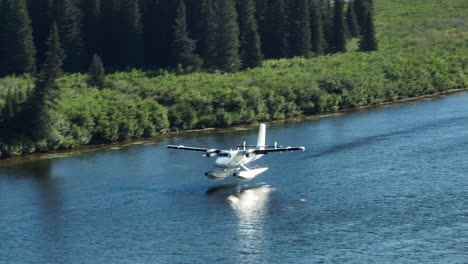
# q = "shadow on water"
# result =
<box><xmin>1</xmin><ymin>160</ymin><xmax>67</xmax><ymax>261</ymax></box>
<box><xmin>306</xmin><ymin>115</ymin><xmax>468</xmax><ymax>158</ymax></box>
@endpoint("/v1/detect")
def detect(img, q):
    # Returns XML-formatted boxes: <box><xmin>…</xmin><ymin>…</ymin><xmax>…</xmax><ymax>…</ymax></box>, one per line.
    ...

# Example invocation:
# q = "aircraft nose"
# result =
<box><xmin>214</xmin><ymin>158</ymin><xmax>227</xmax><ymax>168</ymax></box>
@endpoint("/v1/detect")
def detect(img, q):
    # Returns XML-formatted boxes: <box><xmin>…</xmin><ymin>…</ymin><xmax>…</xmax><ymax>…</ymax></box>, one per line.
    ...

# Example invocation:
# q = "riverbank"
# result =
<box><xmin>1</xmin><ymin>88</ymin><xmax>466</xmax><ymax>166</ymax></box>
<box><xmin>1</xmin><ymin>0</ymin><xmax>466</xmax><ymax>162</ymax></box>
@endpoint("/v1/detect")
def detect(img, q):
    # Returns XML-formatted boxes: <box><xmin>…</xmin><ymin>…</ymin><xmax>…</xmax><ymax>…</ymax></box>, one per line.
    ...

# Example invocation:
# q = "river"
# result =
<box><xmin>1</xmin><ymin>92</ymin><xmax>467</xmax><ymax>264</ymax></box>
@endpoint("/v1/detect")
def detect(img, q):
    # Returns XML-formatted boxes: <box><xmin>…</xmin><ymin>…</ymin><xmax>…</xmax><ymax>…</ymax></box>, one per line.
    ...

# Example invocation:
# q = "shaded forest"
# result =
<box><xmin>0</xmin><ymin>0</ymin><xmax>377</xmax><ymax>76</ymax></box>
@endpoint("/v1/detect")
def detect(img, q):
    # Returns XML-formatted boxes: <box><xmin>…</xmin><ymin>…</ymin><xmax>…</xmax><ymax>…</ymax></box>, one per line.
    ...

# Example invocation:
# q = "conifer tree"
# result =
<box><xmin>82</xmin><ymin>0</ymin><xmax>101</xmax><ymax>60</ymax></box>
<box><xmin>87</xmin><ymin>54</ymin><xmax>105</xmax><ymax>88</ymax></box>
<box><xmin>118</xmin><ymin>0</ymin><xmax>144</xmax><ymax>68</ymax></box>
<box><xmin>354</xmin><ymin>0</ymin><xmax>368</xmax><ymax>30</ymax></box>
<box><xmin>23</xmin><ymin>22</ymin><xmax>65</xmax><ymax>139</ymax></box>
<box><xmin>0</xmin><ymin>0</ymin><xmax>37</xmax><ymax>76</ymax></box>
<box><xmin>100</xmin><ymin>0</ymin><xmax>120</xmax><ymax>68</ymax></box>
<box><xmin>310</xmin><ymin>0</ymin><xmax>324</xmax><ymax>55</ymax></box>
<box><xmin>287</xmin><ymin>0</ymin><xmax>311</xmax><ymax>57</ymax></box>
<box><xmin>354</xmin><ymin>0</ymin><xmax>377</xmax><ymax>51</ymax></box>
<box><xmin>345</xmin><ymin>0</ymin><xmax>359</xmax><ymax>38</ymax></box>
<box><xmin>172</xmin><ymin>0</ymin><xmax>202</xmax><ymax>71</ymax></box>
<box><xmin>330</xmin><ymin>0</ymin><xmax>347</xmax><ymax>53</ymax></box>
<box><xmin>262</xmin><ymin>0</ymin><xmax>288</xmax><ymax>59</ymax></box>
<box><xmin>200</xmin><ymin>0</ymin><xmax>217</xmax><ymax>69</ymax></box>
<box><xmin>54</xmin><ymin>0</ymin><xmax>85</xmax><ymax>72</ymax></box>
<box><xmin>141</xmin><ymin>0</ymin><xmax>177</xmax><ymax>69</ymax></box>
<box><xmin>34</xmin><ymin>22</ymin><xmax>65</xmax><ymax>105</ymax></box>
<box><xmin>27</xmin><ymin>0</ymin><xmax>54</xmax><ymax>66</ymax></box>
<box><xmin>209</xmin><ymin>0</ymin><xmax>241</xmax><ymax>72</ymax></box>
<box><xmin>320</xmin><ymin>0</ymin><xmax>333</xmax><ymax>53</ymax></box>
<box><xmin>359</xmin><ymin>3</ymin><xmax>378</xmax><ymax>51</ymax></box>
<box><xmin>237</xmin><ymin>0</ymin><xmax>262</xmax><ymax>69</ymax></box>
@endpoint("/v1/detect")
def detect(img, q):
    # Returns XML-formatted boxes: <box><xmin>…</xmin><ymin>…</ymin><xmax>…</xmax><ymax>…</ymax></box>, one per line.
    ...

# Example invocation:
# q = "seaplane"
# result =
<box><xmin>167</xmin><ymin>124</ymin><xmax>305</xmax><ymax>181</ymax></box>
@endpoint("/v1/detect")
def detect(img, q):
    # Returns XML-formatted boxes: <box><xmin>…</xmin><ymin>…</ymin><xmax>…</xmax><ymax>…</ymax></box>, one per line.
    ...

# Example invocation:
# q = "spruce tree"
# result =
<box><xmin>354</xmin><ymin>0</ymin><xmax>377</xmax><ymax>51</ymax></box>
<box><xmin>100</xmin><ymin>0</ymin><xmax>120</xmax><ymax>69</ymax></box>
<box><xmin>200</xmin><ymin>0</ymin><xmax>217</xmax><ymax>69</ymax></box>
<box><xmin>211</xmin><ymin>0</ymin><xmax>241</xmax><ymax>72</ymax></box>
<box><xmin>359</xmin><ymin>4</ymin><xmax>378</xmax><ymax>51</ymax></box>
<box><xmin>320</xmin><ymin>0</ymin><xmax>333</xmax><ymax>53</ymax></box>
<box><xmin>287</xmin><ymin>0</ymin><xmax>311</xmax><ymax>57</ymax></box>
<box><xmin>82</xmin><ymin>0</ymin><xmax>101</xmax><ymax>60</ymax></box>
<box><xmin>118</xmin><ymin>0</ymin><xmax>144</xmax><ymax>68</ymax></box>
<box><xmin>54</xmin><ymin>0</ymin><xmax>85</xmax><ymax>72</ymax></box>
<box><xmin>262</xmin><ymin>0</ymin><xmax>288</xmax><ymax>59</ymax></box>
<box><xmin>172</xmin><ymin>0</ymin><xmax>202</xmax><ymax>71</ymax></box>
<box><xmin>0</xmin><ymin>0</ymin><xmax>37</xmax><ymax>76</ymax></box>
<box><xmin>141</xmin><ymin>0</ymin><xmax>177</xmax><ymax>69</ymax></box>
<box><xmin>34</xmin><ymin>22</ymin><xmax>65</xmax><ymax>105</ymax></box>
<box><xmin>310</xmin><ymin>0</ymin><xmax>324</xmax><ymax>55</ymax></box>
<box><xmin>345</xmin><ymin>0</ymin><xmax>359</xmax><ymax>38</ymax></box>
<box><xmin>237</xmin><ymin>0</ymin><xmax>262</xmax><ymax>69</ymax></box>
<box><xmin>22</xmin><ymin>22</ymin><xmax>65</xmax><ymax>140</ymax></box>
<box><xmin>87</xmin><ymin>54</ymin><xmax>105</xmax><ymax>88</ymax></box>
<box><xmin>354</xmin><ymin>0</ymin><xmax>368</xmax><ymax>30</ymax></box>
<box><xmin>27</xmin><ymin>0</ymin><xmax>54</xmax><ymax>66</ymax></box>
<box><xmin>330</xmin><ymin>0</ymin><xmax>347</xmax><ymax>53</ymax></box>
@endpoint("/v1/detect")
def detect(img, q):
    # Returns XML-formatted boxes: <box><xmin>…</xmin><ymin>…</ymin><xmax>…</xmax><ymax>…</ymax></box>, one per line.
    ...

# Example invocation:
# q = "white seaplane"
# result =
<box><xmin>167</xmin><ymin>124</ymin><xmax>305</xmax><ymax>181</ymax></box>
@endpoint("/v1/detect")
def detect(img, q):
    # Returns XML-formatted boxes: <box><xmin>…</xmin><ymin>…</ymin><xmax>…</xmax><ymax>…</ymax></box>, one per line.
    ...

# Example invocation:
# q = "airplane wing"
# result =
<box><xmin>252</xmin><ymin>146</ymin><xmax>305</xmax><ymax>154</ymax></box>
<box><xmin>167</xmin><ymin>145</ymin><xmax>221</xmax><ymax>156</ymax></box>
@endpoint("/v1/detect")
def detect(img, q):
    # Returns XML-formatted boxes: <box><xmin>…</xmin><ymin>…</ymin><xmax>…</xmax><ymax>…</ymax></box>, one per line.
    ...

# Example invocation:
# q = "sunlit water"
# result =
<box><xmin>1</xmin><ymin>93</ymin><xmax>467</xmax><ymax>264</ymax></box>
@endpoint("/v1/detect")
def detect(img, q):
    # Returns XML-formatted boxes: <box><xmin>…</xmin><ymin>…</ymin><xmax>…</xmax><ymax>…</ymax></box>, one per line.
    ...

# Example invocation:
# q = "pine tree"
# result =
<box><xmin>345</xmin><ymin>0</ymin><xmax>359</xmax><ymax>38</ymax></box>
<box><xmin>54</xmin><ymin>0</ymin><xmax>85</xmax><ymax>72</ymax></box>
<box><xmin>330</xmin><ymin>0</ymin><xmax>347</xmax><ymax>53</ymax></box>
<box><xmin>0</xmin><ymin>0</ymin><xmax>37</xmax><ymax>76</ymax></box>
<box><xmin>262</xmin><ymin>0</ymin><xmax>288</xmax><ymax>59</ymax></box>
<box><xmin>320</xmin><ymin>0</ymin><xmax>333</xmax><ymax>53</ymax></box>
<box><xmin>208</xmin><ymin>0</ymin><xmax>241</xmax><ymax>72</ymax></box>
<box><xmin>310</xmin><ymin>0</ymin><xmax>324</xmax><ymax>55</ymax></box>
<box><xmin>200</xmin><ymin>0</ymin><xmax>217</xmax><ymax>68</ymax></box>
<box><xmin>87</xmin><ymin>54</ymin><xmax>105</xmax><ymax>88</ymax></box>
<box><xmin>141</xmin><ymin>0</ymin><xmax>177</xmax><ymax>69</ymax></box>
<box><xmin>22</xmin><ymin>22</ymin><xmax>65</xmax><ymax>140</ymax></box>
<box><xmin>34</xmin><ymin>22</ymin><xmax>65</xmax><ymax>104</ymax></box>
<box><xmin>172</xmin><ymin>0</ymin><xmax>202</xmax><ymax>71</ymax></box>
<box><xmin>27</xmin><ymin>0</ymin><xmax>54</xmax><ymax>66</ymax></box>
<box><xmin>82</xmin><ymin>0</ymin><xmax>101</xmax><ymax>60</ymax></box>
<box><xmin>118</xmin><ymin>0</ymin><xmax>144</xmax><ymax>68</ymax></box>
<box><xmin>359</xmin><ymin>4</ymin><xmax>377</xmax><ymax>51</ymax></box>
<box><xmin>237</xmin><ymin>0</ymin><xmax>262</xmax><ymax>69</ymax></box>
<box><xmin>287</xmin><ymin>0</ymin><xmax>311</xmax><ymax>57</ymax></box>
<box><xmin>355</xmin><ymin>0</ymin><xmax>377</xmax><ymax>51</ymax></box>
<box><xmin>100</xmin><ymin>0</ymin><xmax>120</xmax><ymax>69</ymax></box>
<box><xmin>354</xmin><ymin>0</ymin><xmax>368</xmax><ymax>30</ymax></box>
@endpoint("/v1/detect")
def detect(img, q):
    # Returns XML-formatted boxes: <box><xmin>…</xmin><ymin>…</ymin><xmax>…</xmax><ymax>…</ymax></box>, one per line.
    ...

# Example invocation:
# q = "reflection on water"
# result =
<box><xmin>205</xmin><ymin>183</ymin><xmax>272</xmax><ymax>263</ymax></box>
<box><xmin>227</xmin><ymin>184</ymin><xmax>273</xmax><ymax>264</ymax></box>
<box><xmin>0</xmin><ymin>160</ymin><xmax>66</xmax><ymax>262</ymax></box>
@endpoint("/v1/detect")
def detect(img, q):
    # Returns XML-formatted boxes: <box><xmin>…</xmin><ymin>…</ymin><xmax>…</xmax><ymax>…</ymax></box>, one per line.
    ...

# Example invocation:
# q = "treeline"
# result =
<box><xmin>0</xmin><ymin>0</ymin><xmax>377</xmax><ymax>76</ymax></box>
<box><xmin>0</xmin><ymin>47</ymin><xmax>466</xmax><ymax>158</ymax></box>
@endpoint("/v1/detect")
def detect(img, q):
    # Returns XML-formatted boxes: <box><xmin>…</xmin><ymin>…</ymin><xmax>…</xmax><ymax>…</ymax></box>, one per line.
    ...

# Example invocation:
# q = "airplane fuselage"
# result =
<box><xmin>213</xmin><ymin>150</ymin><xmax>263</xmax><ymax>169</ymax></box>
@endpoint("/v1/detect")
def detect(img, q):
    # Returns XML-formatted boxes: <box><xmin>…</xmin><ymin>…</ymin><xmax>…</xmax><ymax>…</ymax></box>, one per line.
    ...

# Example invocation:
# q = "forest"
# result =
<box><xmin>0</xmin><ymin>0</ymin><xmax>467</xmax><ymax>158</ymax></box>
<box><xmin>0</xmin><ymin>0</ymin><xmax>376</xmax><ymax>75</ymax></box>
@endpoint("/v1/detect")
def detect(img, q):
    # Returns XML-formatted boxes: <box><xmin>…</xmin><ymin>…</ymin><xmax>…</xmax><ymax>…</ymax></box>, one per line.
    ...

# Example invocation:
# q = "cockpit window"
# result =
<box><xmin>219</xmin><ymin>153</ymin><xmax>231</xmax><ymax>158</ymax></box>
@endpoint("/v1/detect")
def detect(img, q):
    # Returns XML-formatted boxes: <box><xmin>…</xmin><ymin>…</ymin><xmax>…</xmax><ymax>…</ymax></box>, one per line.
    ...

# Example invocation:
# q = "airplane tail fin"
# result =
<box><xmin>257</xmin><ymin>123</ymin><xmax>266</xmax><ymax>150</ymax></box>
